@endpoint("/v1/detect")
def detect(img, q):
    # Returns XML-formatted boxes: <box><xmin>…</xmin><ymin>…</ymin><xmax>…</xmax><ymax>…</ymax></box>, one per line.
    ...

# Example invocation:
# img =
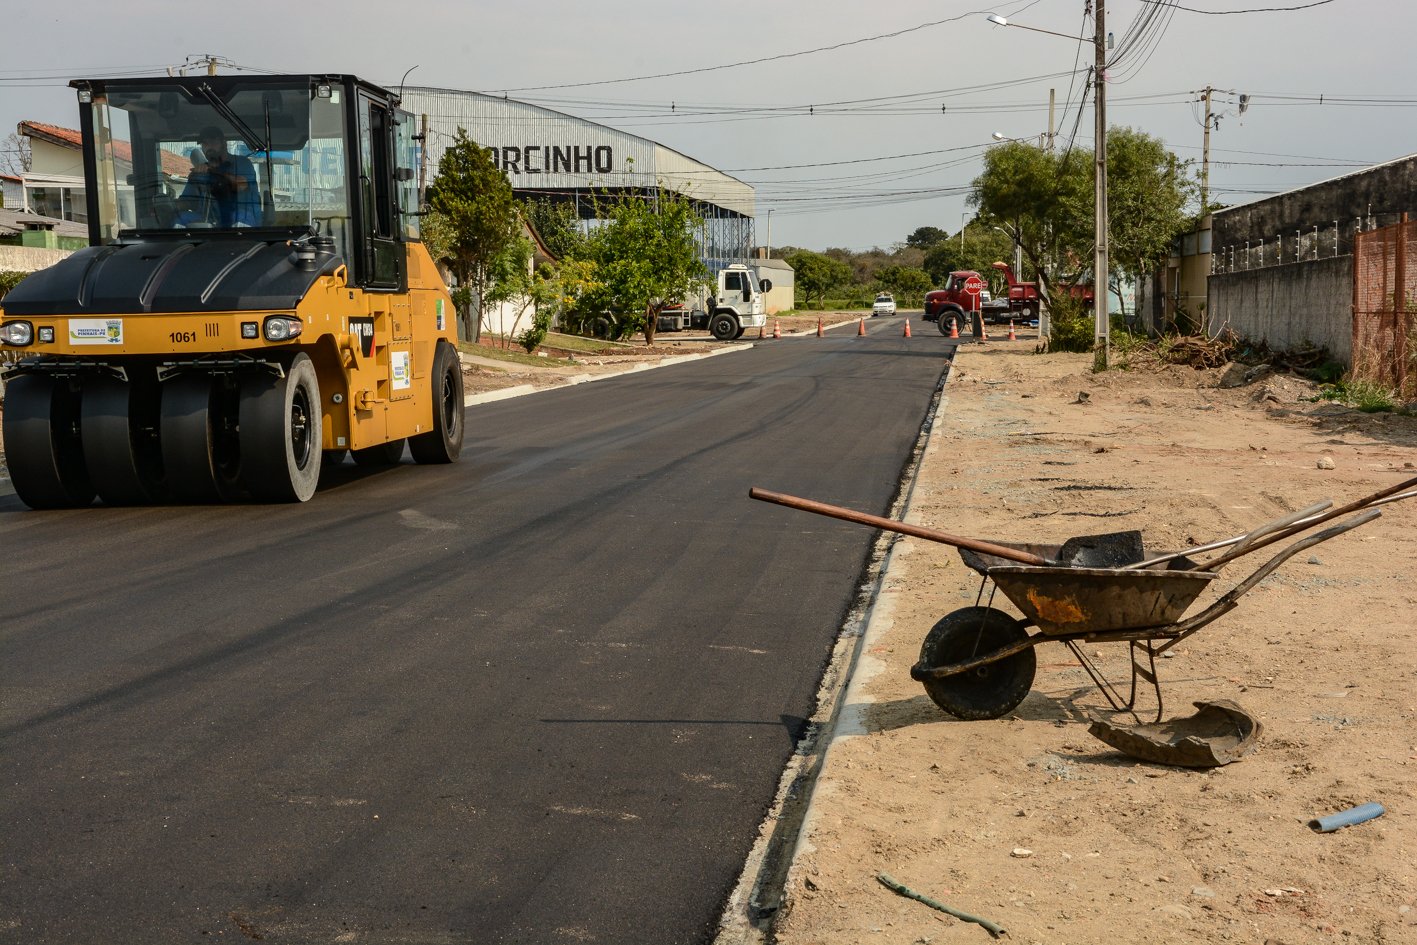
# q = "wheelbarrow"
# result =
<box><xmin>750</xmin><ymin>476</ymin><xmax>1416</xmax><ymax>722</ymax></box>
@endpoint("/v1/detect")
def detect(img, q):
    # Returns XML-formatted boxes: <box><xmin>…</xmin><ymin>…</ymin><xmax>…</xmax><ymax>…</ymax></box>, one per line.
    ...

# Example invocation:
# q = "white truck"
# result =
<box><xmin>657</xmin><ymin>264</ymin><xmax>771</xmax><ymax>340</ymax></box>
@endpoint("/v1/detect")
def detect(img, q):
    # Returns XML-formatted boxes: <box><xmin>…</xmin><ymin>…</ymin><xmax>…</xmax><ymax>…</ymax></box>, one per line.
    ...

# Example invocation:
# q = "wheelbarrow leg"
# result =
<box><xmin>1062</xmin><ymin>641</ymin><xmax>1165</xmax><ymax>724</ymax></box>
<box><xmin>1130</xmin><ymin>642</ymin><xmax>1165</xmax><ymax>724</ymax></box>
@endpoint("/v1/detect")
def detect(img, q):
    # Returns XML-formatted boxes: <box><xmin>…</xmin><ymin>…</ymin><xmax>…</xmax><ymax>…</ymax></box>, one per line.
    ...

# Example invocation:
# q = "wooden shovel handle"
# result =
<box><xmin>748</xmin><ymin>487</ymin><xmax>1051</xmax><ymax>566</ymax></box>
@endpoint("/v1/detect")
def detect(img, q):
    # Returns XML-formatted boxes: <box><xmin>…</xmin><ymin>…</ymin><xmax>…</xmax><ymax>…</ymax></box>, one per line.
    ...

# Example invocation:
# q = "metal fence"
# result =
<box><xmin>1211</xmin><ymin>212</ymin><xmax>1414</xmax><ymax>275</ymax></box>
<box><xmin>1353</xmin><ymin>219</ymin><xmax>1417</xmax><ymax>398</ymax></box>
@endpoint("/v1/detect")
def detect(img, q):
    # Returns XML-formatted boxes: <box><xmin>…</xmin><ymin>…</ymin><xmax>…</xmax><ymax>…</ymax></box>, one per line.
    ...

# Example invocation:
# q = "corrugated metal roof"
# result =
<box><xmin>0</xmin><ymin>207</ymin><xmax>88</xmax><ymax>238</ymax></box>
<box><xmin>402</xmin><ymin>87</ymin><xmax>755</xmax><ymax>218</ymax></box>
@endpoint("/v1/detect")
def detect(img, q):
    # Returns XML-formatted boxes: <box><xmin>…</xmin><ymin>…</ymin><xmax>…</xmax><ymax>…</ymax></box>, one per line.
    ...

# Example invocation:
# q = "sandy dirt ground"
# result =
<box><xmin>773</xmin><ymin>339</ymin><xmax>1417</xmax><ymax>945</ymax></box>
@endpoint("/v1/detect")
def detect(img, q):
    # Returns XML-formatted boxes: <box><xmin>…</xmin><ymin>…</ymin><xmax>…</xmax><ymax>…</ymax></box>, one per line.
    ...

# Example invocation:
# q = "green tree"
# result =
<box><xmin>968</xmin><ymin>141</ymin><xmax>1091</xmax><ymax>304</ymax></box>
<box><xmin>786</xmin><ymin>249</ymin><xmax>853</xmax><ymax>310</ymax></box>
<box><xmin>425</xmin><ymin>128</ymin><xmax>519</xmax><ymax>341</ymax></box>
<box><xmin>969</xmin><ymin>130</ymin><xmax>1197</xmax><ymax>316</ymax></box>
<box><xmin>1105</xmin><ymin>127</ymin><xmax>1196</xmax><ymax>315</ymax></box>
<box><xmin>518</xmin><ymin>196</ymin><xmax>585</xmax><ymax>260</ymax></box>
<box><xmin>874</xmin><ymin>265</ymin><xmax>932</xmax><ymax>304</ymax></box>
<box><xmin>922</xmin><ymin>244</ymin><xmax>955</xmax><ymax>285</ymax></box>
<box><xmin>481</xmin><ymin>234</ymin><xmax>536</xmax><ymax>347</ymax></box>
<box><xmin>924</xmin><ymin>226</ymin><xmax>1016</xmax><ymax>288</ymax></box>
<box><xmin>905</xmin><ymin>225</ymin><xmax>949</xmax><ymax>249</ymax></box>
<box><xmin>576</xmin><ymin>192</ymin><xmax>708</xmax><ymax>345</ymax></box>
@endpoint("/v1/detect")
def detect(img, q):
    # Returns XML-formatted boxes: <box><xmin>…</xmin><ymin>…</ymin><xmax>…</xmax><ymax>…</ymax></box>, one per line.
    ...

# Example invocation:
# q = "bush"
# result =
<box><xmin>518</xmin><ymin>307</ymin><xmax>553</xmax><ymax>353</ymax></box>
<box><xmin>1319</xmin><ymin>379</ymin><xmax>1398</xmax><ymax>413</ymax></box>
<box><xmin>1046</xmin><ymin>294</ymin><xmax>1094</xmax><ymax>353</ymax></box>
<box><xmin>0</xmin><ymin>271</ymin><xmax>27</xmax><ymax>299</ymax></box>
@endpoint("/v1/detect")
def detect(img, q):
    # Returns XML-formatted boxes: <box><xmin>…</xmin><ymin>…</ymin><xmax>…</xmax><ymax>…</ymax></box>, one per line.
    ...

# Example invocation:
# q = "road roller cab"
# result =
<box><xmin>0</xmin><ymin>74</ymin><xmax>463</xmax><ymax>508</ymax></box>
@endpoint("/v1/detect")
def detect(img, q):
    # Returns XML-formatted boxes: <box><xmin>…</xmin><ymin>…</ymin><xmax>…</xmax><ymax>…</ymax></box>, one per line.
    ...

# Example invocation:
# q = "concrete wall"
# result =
<box><xmin>1208</xmin><ymin>255</ymin><xmax>1351</xmax><ymax>362</ymax></box>
<box><xmin>1213</xmin><ymin>154</ymin><xmax>1417</xmax><ymax>259</ymax></box>
<box><xmin>0</xmin><ymin>244</ymin><xmax>72</xmax><ymax>273</ymax></box>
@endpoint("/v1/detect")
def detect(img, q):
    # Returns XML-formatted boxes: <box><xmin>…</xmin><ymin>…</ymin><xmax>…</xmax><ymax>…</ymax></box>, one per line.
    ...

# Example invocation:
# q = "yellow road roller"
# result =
<box><xmin>0</xmin><ymin>74</ymin><xmax>463</xmax><ymax>507</ymax></box>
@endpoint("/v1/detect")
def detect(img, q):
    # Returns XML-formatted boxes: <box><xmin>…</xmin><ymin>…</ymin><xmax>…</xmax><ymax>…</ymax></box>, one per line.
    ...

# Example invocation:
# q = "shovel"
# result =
<box><xmin>748</xmin><ymin>488</ymin><xmax>1146</xmax><ymax>568</ymax></box>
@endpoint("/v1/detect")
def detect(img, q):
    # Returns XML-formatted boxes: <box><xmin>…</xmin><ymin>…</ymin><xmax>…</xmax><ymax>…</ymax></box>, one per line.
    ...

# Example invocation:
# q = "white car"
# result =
<box><xmin>872</xmin><ymin>293</ymin><xmax>897</xmax><ymax>317</ymax></box>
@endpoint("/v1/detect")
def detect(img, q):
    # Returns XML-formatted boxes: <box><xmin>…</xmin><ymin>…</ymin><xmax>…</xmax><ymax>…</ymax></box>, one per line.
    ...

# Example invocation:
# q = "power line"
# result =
<box><xmin>1140</xmin><ymin>0</ymin><xmax>1335</xmax><ymax>12</ymax></box>
<box><xmin>485</xmin><ymin>3</ymin><xmax>1045</xmax><ymax>94</ymax></box>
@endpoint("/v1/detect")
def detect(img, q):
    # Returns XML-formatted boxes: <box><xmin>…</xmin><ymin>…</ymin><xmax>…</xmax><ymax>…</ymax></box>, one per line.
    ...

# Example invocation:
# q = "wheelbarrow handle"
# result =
<box><xmin>1197</xmin><ymin>474</ymin><xmax>1417</xmax><ymax>572</ymax></box>
<box><xmin>748</xmin><ymin>487</ymin><xmax>1051</xmax><ymax>566</ymax></box>
<box><xmin>1125</xmin><ymin>500</ymin><xmax>1331</xmax><ymax>570</ymax></box>
<box><xmin>1162</xmin><ymin>508</ymin><xmax>1382</xmax><ymax>647</ymax></box>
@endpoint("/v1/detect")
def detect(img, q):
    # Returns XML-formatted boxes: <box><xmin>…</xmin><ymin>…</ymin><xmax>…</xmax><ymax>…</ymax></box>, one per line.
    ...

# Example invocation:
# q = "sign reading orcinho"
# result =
<box><xmin>487</xmin><ymin>145</ymin><xmax>614</xmax><ymax>175</ymax></box>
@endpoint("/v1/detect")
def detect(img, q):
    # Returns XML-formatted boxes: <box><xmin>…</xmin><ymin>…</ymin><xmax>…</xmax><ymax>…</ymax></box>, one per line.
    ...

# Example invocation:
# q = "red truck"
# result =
<box><xmin>925</xmin><ymin>263</ymin><xmax>1097</xmax><ymax>330</ymax></box>
<box><xmin>923</xmin><ymin>270</ymin><xmax>986</xmax><ymax>328</ymax></box>
<box><xmin>991</xmin><ymin>261</ymin><xmax>1094</xmax><ymax>320</ymax></box>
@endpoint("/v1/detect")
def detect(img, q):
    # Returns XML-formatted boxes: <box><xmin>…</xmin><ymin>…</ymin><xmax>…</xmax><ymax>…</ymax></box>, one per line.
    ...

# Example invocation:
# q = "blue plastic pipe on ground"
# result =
<box><xmin>1309</xmin><ymin>802</ymin><xmax>1385</xmax><ymax>833</ymax></box>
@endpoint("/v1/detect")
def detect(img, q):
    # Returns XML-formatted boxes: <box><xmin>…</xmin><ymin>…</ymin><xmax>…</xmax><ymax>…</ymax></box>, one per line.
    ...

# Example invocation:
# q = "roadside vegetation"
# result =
<box><xmin>422</xmin><ymin>130</ymin><xmax>706</xmax><ymax>350</ymax></box>
<box><xmin>1317</xmin><ymin>378</ymin><xmax>1406</xmax><ymax>413</ymax></box>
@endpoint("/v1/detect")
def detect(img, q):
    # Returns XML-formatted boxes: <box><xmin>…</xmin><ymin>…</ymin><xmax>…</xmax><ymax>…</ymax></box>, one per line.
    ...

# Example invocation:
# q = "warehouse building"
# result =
<box><xmin>400</xmin><ymin>87</ymin><xmax>758</xmax><ymax>271</ymax></box>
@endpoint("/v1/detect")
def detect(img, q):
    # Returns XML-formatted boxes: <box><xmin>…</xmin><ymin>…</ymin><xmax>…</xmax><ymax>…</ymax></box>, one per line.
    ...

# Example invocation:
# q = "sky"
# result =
<box><xmin>2</xmin><ymin>0</ymin><xmax>1413</xmax><ymax>252</ymax></box>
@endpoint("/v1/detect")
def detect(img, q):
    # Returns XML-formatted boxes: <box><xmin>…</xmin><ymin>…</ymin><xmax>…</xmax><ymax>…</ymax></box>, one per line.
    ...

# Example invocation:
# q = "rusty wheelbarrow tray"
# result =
<box><xmin>909</xmin><ymin>509</ymin><xmax>1380</xmax><ymax>722</ymax></box>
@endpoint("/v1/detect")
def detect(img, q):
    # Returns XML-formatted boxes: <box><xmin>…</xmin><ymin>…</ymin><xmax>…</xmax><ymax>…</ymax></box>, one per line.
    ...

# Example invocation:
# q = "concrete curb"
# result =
<box><xmin>772</xmin><ymin>352</ymin><xmax>956</xmax><ymax>908</ymax></box>
<box><xmin>715</xmin><ymin>345</ymin><xmax>955</xmax><ymax>943</ymax></box>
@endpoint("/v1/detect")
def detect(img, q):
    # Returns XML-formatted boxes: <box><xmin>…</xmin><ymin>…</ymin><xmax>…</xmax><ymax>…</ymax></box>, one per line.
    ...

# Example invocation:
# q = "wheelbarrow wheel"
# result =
<box><xmin>918</xmin><ymin>607</ymin><xmax>1036</xmax><ymax>720</ymax></box>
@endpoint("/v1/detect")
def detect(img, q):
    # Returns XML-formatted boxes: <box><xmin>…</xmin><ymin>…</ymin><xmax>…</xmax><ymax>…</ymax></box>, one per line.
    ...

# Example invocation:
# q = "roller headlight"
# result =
<box><xmin>0</xmin><ymin>320</ymin><xmax>34</xmax><ymax>346</ymax></box>
<box><xmin>263</xmin><ymin>315</ymin><xmax>303</xmax><ymax>342</ymax></box>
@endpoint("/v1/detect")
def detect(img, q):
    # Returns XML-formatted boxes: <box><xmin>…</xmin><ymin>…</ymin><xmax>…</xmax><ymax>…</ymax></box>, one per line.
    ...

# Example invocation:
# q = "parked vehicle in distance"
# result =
<box><xmin>991</xmin><ymin>261</ymin><xmax>1093</xmax><ymax>320</ymax></box>
<box><xmin>923</xmin><ymin>270</ymin><xmax>985</xmax><ymax>326</ymax></box>
<box><xmin>654</xmin><ymin>264</ymin><xmax>770</xmax><ymax>340</ymax></box>
<box><xmin>872</xmin><ymin>293</ymin><xmax>896</xmax><ymax>317</ymax></box>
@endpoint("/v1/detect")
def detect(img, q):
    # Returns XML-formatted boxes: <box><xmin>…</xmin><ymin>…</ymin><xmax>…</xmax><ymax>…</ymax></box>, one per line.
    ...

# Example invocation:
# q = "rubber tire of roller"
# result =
<box><xmin>238</xmin><ymin>353</ymin><xmax>322</xmax><ymax>503</ymax></box>
<box><xmin>408</xmin><ymin>340</ymin><xmax>465</xmax><ymax>464</ymax></box>
<box><xmin>3</xmin><ymin>373</ymin><xmax>94</xmax><ymax>509</ymax></box>
<box><xmin>81</xmin><ymin>374</ymin><xmax>162</xmax><ymax>505</ymax></box>
<box><xmin>161</xmin><ymin>373</ymin><xmax>242</xmax><ymax>503</ymax></box>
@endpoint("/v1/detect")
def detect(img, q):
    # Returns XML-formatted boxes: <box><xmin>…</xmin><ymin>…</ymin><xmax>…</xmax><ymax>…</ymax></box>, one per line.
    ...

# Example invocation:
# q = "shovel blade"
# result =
<box><xmin>1057</xmin><ymin>530</ymin><xmax>1146</xmax><ymax>568</ymax></box>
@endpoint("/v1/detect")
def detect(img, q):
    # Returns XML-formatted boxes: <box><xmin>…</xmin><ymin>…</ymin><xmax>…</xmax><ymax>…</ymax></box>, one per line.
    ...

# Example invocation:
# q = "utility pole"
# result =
<box><xmin>1201</xmin><ymin>86</ymin><xmax>1214</xmax><ymax>213</ymax></box>
<box><xmin>1047</xmin><ymin>88</ymin><xmax>1056</xmax><ymax>153</ymax></box>
<box><xmin>184</xmin><ymin>54</ymin><xmax>232</xmax><ymax>76</ymax></box>
<box><xmin>1093</xmin><ymin>0</ymin><xmax>1110</xmax><ymax>366</ymax></box>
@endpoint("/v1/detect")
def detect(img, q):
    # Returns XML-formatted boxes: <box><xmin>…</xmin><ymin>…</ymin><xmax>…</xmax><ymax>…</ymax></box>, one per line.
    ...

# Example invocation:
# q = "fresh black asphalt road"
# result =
<box><xmin>1</xmin><ymin>314</ymin><xmax>956</xmax><ymax>944</ymax></box>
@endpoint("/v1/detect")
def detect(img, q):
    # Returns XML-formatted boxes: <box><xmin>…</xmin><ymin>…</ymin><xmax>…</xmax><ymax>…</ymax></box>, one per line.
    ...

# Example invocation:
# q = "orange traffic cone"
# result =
<box><xmin>1007</xmin><ymin>320</ymin><xmax>1017</xmax><ymax>341</ymax></box>
<box><xmin>773</xmin><ymin>319</ymin><xmax>781</xmax><ymax>339</ymax></box>
<box><xmin>817</xmin><ymin>316</ymin><xmax>824</xmax><ymax>337</ymax></box>
<box><xmin>903</xmin><ymin>319</ymin><xmax>912</xmax><ymax>338</ymax></box>
<box><xmin>949</xmin><ymin>316</ymin><xmax>959</xmax><ymax>339</ymax></box>
<box><xmin>980</xmin><ymin>317</ymin><xmax>989</xmax><ymax>341</ymax></box>
<box><xmin>858</xmin><ymin>317</ymin><xmax>866</xmax><ymax>336</ymax></box>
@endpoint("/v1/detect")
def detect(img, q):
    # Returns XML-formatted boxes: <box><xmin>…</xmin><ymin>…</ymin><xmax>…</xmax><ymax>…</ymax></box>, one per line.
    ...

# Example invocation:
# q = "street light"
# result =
<box><xmin>985</xmin><ymin>9</ymin><xmax>1110</xmax><ymax>367</ymax></box>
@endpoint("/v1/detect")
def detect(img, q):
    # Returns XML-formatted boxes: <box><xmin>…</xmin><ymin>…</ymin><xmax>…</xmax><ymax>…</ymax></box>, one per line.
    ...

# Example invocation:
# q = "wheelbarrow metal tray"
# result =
<box><xmin>987</xmin><ymin>566</ymin><xmax>1219</xmax><ymax>636</ymax></box>
<box><xmin>960</xmin><ymin>543</ymin><xmax>1201</xmax><ymax>575</ymax></box>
